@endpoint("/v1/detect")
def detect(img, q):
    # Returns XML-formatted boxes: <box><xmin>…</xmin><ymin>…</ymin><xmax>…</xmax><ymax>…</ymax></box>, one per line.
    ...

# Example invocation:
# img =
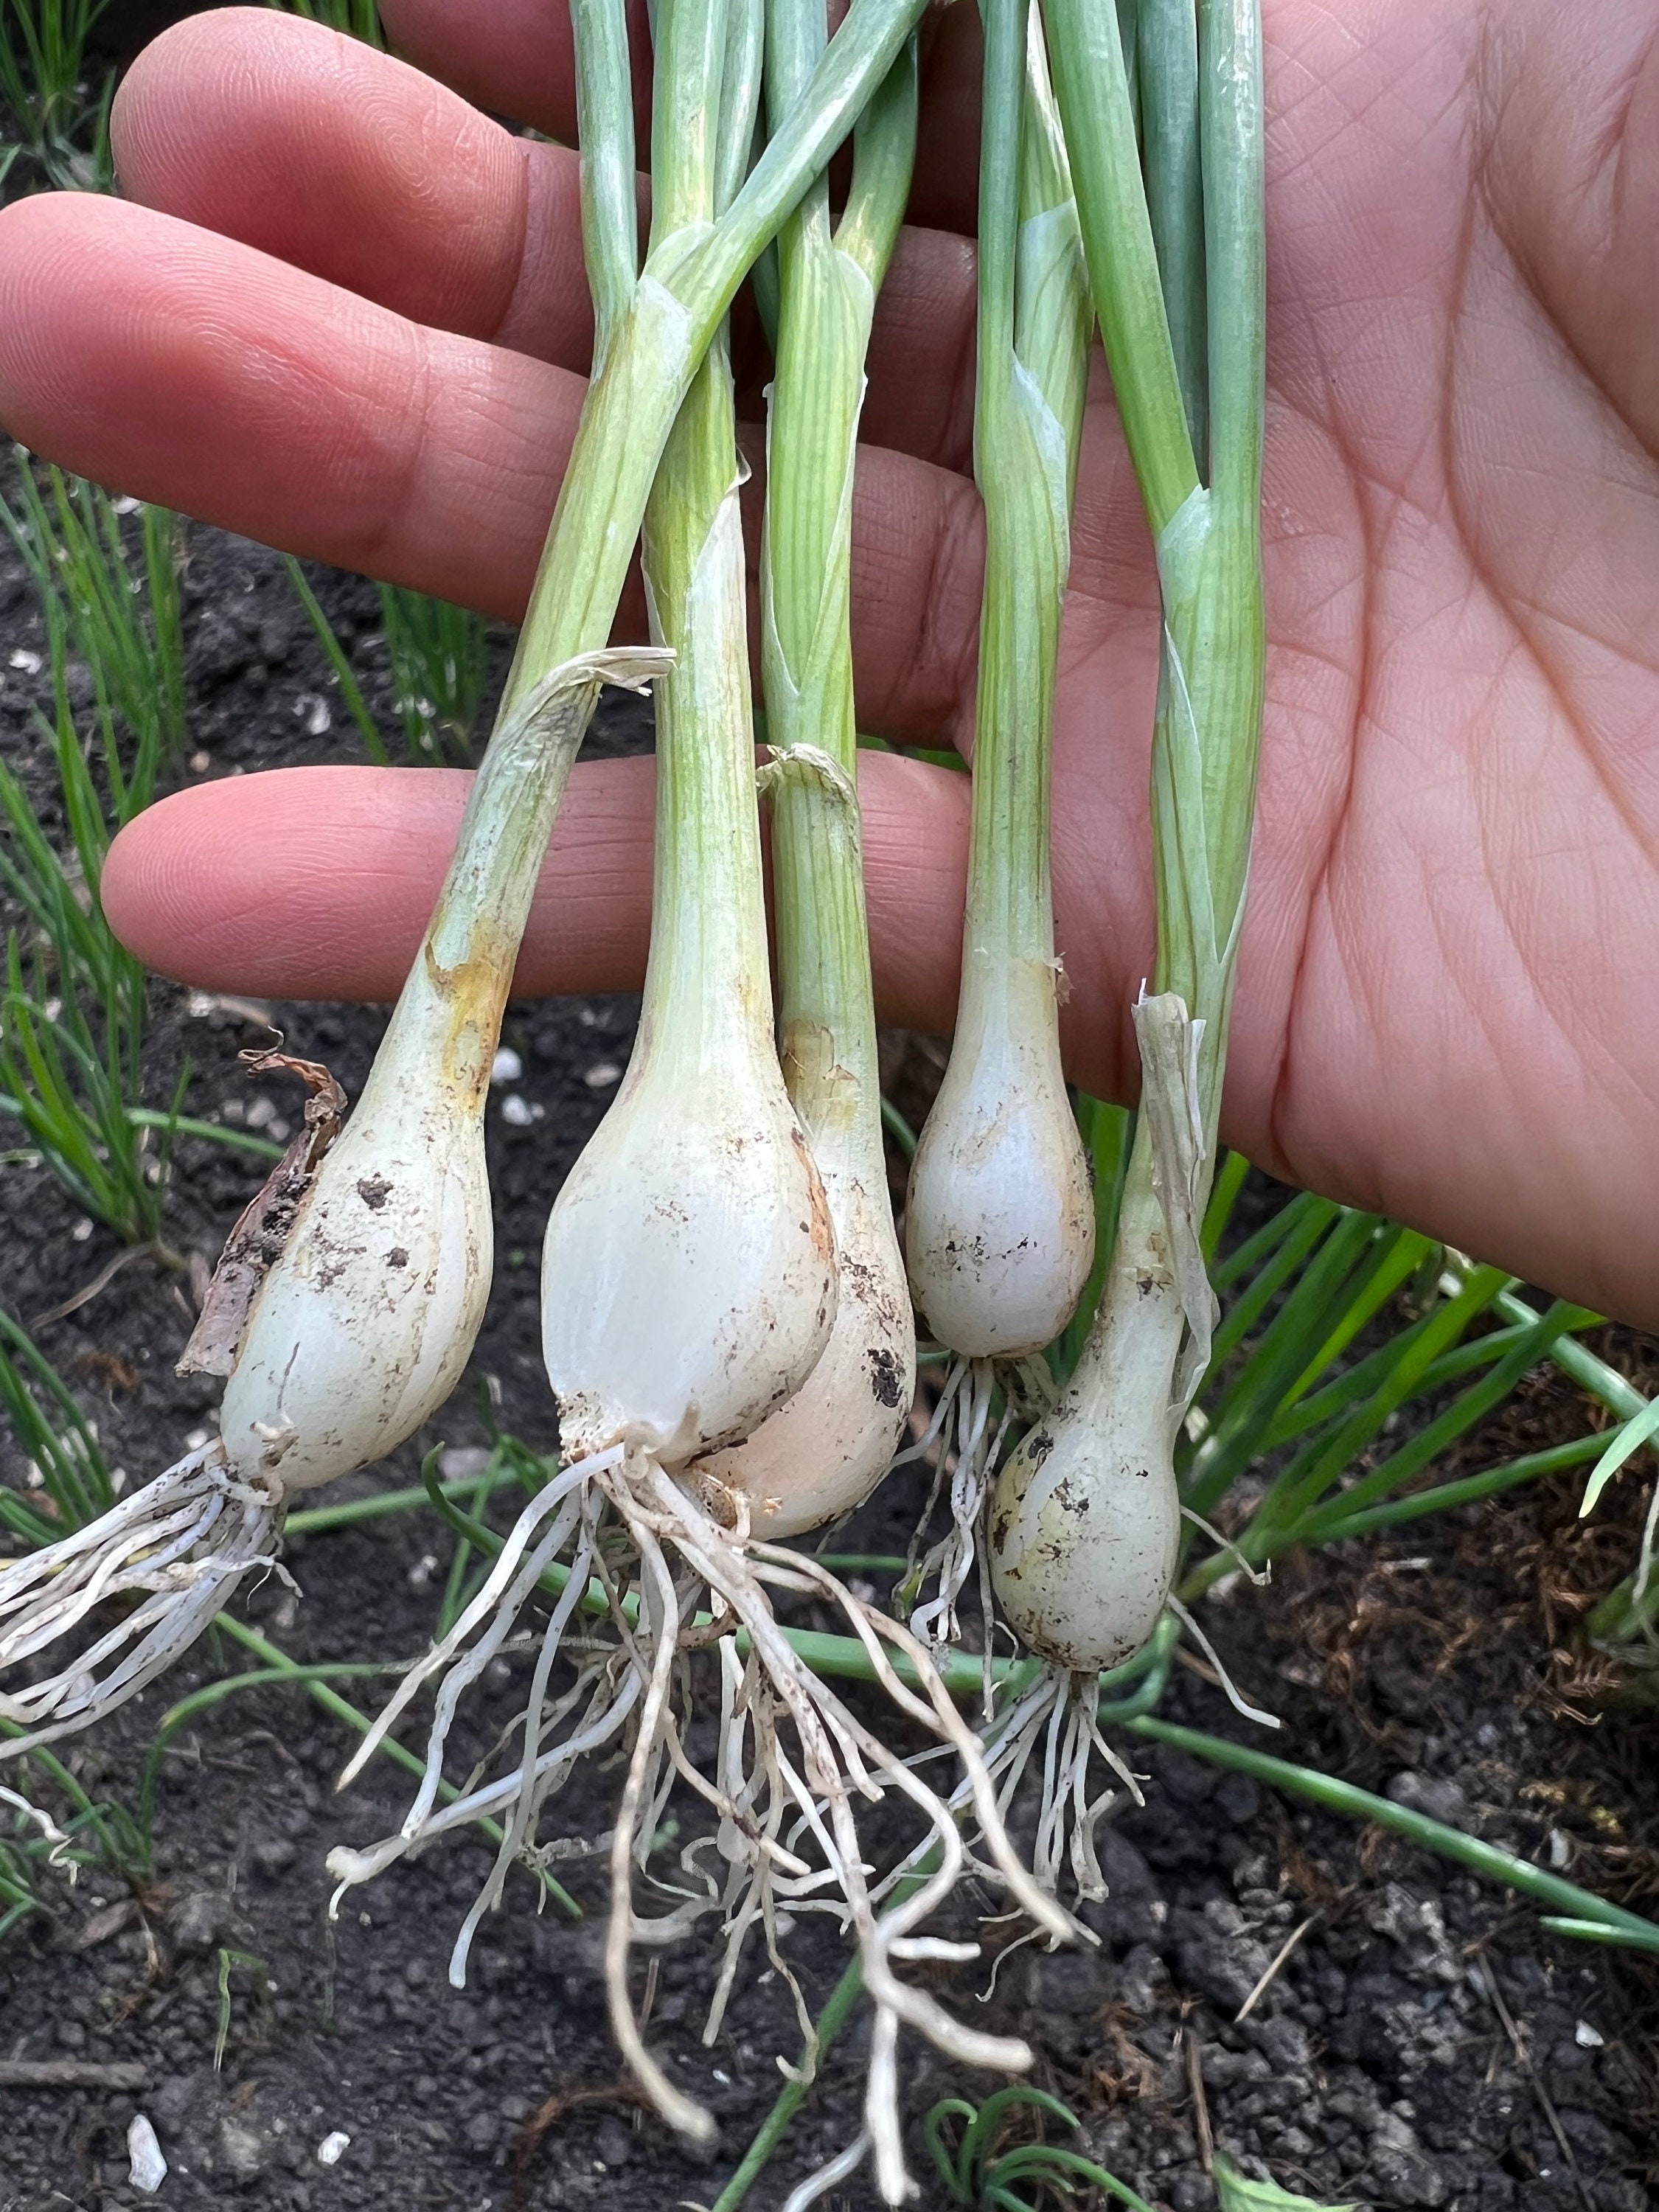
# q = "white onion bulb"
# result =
<box><xmin>218</xmin><ymin>992</ymin><xmax>493</xmax><ymax>1495</ymax></box>
<box><xmin>905</xmin><ymin>956</ymin><xmax>1093</xmax><ymax>1360</ymax></box>
<box><xmin>540</xmin><ymin>1039</ymin><xmax>836</xmax><ymax>1468</ymax></box>
<box><xmin>699</xmin><ymin>1015</ymin><xmax>914</xmax><ymax>1536</ymax></box>
<box><xmin>220</xmin><ymin>650</ymin><xmax>669</xmax><ymax>1498</ymax></box>
<box><xmin>987</xmin><ymin>1270</ymin><xmax>1183</xmax><ymax>1671</ymax></box>
<box><xmin>540</xmin><ymin>406</ymin><xmax>837</xmax><ymax>1470</ymax></box>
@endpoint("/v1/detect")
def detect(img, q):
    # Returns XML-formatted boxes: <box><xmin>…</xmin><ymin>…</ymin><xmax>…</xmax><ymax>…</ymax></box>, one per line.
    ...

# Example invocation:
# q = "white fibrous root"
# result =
<box><xmin>0</xmin><ymin>650</ymin><xmax>667</xmax><ymax>1759</ymax></box>
<box><xmin>896</xmin><ymin>1350</ymin><xmax>1054</xmax><ymax>1655</ymax></box>
<box><xmin>0</xmin><ymin>1445</ymin><xmax>281</xmax><ymax>1752</ymax></box>
<box><xmin>329</xmin><ymin>1445</ymin><xmax>1069</xmax><ymax>2194</ymax></box>
<box><xmin>962</xmin><ymin>1661</ymin><xmax>1144</xmax><ymax>1912</ymax></box>
<box><xmin>325</xmin><ymin>1449</ymin><xmax>639</xmax><ymax>1933</ymax></box>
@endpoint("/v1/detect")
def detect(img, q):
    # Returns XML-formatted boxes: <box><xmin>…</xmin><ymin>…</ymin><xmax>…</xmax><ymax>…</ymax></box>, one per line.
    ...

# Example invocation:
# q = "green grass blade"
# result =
<box><xmin>1580</xmin><ymin>1397</ymin><xmax>1659</xmax><ymax>1519</ymax></box>
<box><xmin>1128</xmin><ymin>1713</ymin><xmax>1659</xmax><ymax>1957</ymax></box>
<box><xmin>1238</xmin><ymin>1264</ymin><xmax>1511</xmax><ymax>1543</ymax></box>
<box><xmin>1199</xmin><ymin>1146</ymin><xmax>1249</xmax><ymax>1261</ymax></box>
<box><xmin>139</xmin><ymin>1663</ymin><xmax>392</xmax><ymax>1837</ymax></box>
<box><xmin>1211</xmin><ymin>2152</ymin><xmax>1360</xmax><ymax>2212</ymax></box>
<box><xmin>1536</xmin><ymin>1917</ymin><xmax>1659</xmax><ymax>1958</ymax></box>
<box><xmin>1293</xmin><ymin>1431</ymin><xmax>1607</xmax><ymax>1548</ymax></box>
<box><xmin>1257</xmin><ymin>1313</ymin><xmax>1522</xmax><ymax>1453</ymax></box>
<box><xmin>281</xmin><ymin>556</ymin><xmax>392</xmax><ymax>764</ymax></box>
<box><xmin>1277</xmin><ymin>1298</ymin><xmax>1588</xmax><ymax>1548</ymax></box>
<box><xmin>378</xmin><ymin>585</ymin><xmax>488</xmax><ymax>765</ymax></box>
<box><xmin>1209</xmin><ymin>1184</ymin><xmax>1330</xmax><ymax>1294</ymax></box>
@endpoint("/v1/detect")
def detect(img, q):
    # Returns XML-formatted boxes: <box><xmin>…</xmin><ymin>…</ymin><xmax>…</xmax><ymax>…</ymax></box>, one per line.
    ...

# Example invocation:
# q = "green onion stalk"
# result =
<box><xmin>900</xmin><ymin>0</ymin><xmax>1096</xmax><ymax>1656</ymax></box>
<box><xmin>990</xmin><ymin>0</ymin><xmax>1267</xmax><ymax>1693</ymax></box>
<box><xmin>490</xmin><ymin>0</ymin><xmax>937</xmax><ymax>774</ymax></box>
<box><xmin>329</xmin><ymin>0</ymin><xmax>1065</xmax><ymax>2172</ymax></box>
<box><xmin>698</xmin><ymin>15</ymin><xmax>919</xmax><ymax>1534</ymax></box>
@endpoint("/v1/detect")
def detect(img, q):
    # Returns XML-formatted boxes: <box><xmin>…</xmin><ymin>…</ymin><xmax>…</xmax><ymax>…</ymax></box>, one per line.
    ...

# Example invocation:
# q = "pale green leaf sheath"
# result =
<box><xmin>901</xmin><ymin>0</ymin><xmax>1095</xmax><ymax>1650</ymax></box>
<box><xmin>700</xmin><ymin>14</ymin><xmax>919</xmax><ymax>1538</ymax></box>
<box><xmin>991</xmin><ymin>0</ymin><xmax>1265</xmax><ymax>1697</ymax></box>
<box><xmin>541</xmin><ymin>0</ymin><xmax>837</xmax><ymax>1476</ymax></box>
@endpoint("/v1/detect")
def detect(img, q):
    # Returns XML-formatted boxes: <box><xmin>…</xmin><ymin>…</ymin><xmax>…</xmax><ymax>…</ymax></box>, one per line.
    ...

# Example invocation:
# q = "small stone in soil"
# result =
<box><xmin>1385</xmin><ymin>1770</ymin><xmax>1470</xmax><ymax>1828</ymax></box>
<box><xmin>127</xmin><ymin>2115</ymin><xmax>167</xmax><ymax>2192</ymax></box>
<box><xmin>221</xmin><ymin>2118</ymin><xmax>268</xmax><ymax>2178</ymax></box>
<box><xmin>593</xmin><ymin>2118</ymin><xmax>633</xmax><ymax>2168</ymax></box>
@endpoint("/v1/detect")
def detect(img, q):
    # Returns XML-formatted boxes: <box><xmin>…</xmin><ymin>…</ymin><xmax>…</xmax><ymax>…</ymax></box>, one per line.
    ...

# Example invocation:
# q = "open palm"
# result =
<box><xmin>0</xmin><ymin>0</ymin><xmax>1653</xmax><ymax>1324</ymax></box>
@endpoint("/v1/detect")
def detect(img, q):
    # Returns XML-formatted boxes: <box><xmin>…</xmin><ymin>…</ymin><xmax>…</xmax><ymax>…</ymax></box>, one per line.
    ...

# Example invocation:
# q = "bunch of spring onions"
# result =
<box><xmin>327</xmin><ymin>4</ymin><xmax>1068</xmax><ymax>2189</ymax></box>
<box><xmin>0</xmin><ymin>0</ymin><xmax>936</xmax><ymax>1749</ymax></box>
<box><xmin>0</xmin><ymin>0</ymin><xmax>1265</xmax><ymax>2197</ymax></box>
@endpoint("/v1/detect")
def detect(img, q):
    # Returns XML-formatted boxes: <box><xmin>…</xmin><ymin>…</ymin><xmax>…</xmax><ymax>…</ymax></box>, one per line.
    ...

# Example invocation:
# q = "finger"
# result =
<box><xmin>101</xmin><ymin>753</ymin><xmax>975</xmax><ymax>1047</ymax></box>
<box><xmin>380</xmin><ymin>0</ymin><xmax>983</xmax><ymax>235</ymax></box>
<box><xmin>0</xmin><ymin>191</ymin><xmax>984</xmax><ymax>737</ymax></box>
<box><xmin>0</xmin><ymin>191</ymin><xmax>582</xmax><ymax>630</ymax></box>
<box><xmin>113</xmin><ymin>9</ymin><xmax>597</xmax><ymax>374</ymax></box>
<box><xmin>114</xmin><ymin>6</ymin><xmax>979</xmax><ymax>472</ymax></box>
<box><xmin>379</xmin><ymin>0</ymin><xmax>589</xmax><ymax>145</ymax></box>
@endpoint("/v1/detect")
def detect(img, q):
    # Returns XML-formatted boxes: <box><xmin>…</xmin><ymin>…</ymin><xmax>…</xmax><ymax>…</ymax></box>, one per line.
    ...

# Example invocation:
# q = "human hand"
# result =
<box><xmin>0</xmin><ymin>1</ymin><xmax>1653</xmax><ymax>1323</ymax></box>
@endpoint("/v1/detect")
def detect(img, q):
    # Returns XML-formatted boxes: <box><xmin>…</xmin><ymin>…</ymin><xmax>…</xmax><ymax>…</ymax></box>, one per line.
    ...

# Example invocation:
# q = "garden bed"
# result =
<box><xmin>5</xmin><ymin>2</ymin><xmax>1659</xmax><ymax>2201</ymax></box>
<box><xmin>0</xmin><ymin>511</ymin><xmax>1655</xmax><ymax>2212</ymax></box>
